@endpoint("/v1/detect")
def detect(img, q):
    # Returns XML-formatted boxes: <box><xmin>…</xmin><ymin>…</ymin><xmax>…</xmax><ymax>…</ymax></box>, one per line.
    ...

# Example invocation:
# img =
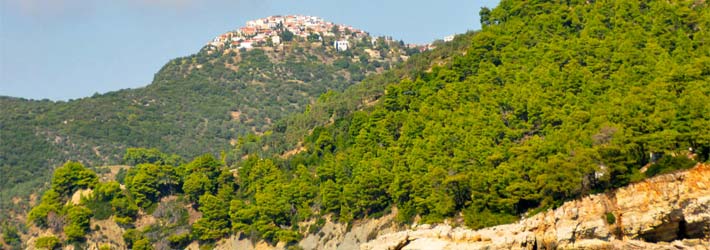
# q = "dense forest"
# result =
<box><xmin>233</xmin><ymin>0</ymin><xmax>710</xmax><ymax>231</ymax></box>
<box><xmin>0</xmin><ymin>34</ymin><xmax>413</xmax><ymax>218</ymax></box>
<box><xmin>6</xmin><ymin>0</ymin><xmax>710</xmax><ymax>249</ymax></box>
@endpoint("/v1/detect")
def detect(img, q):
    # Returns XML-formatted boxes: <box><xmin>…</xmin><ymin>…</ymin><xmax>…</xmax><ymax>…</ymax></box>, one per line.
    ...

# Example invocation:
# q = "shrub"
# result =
<box><xmin>287</xmin><ymin>245</ymin><xmax>305</xmax><ymax>250</ymax></box>
<box><xmin>116</xmin><ymin>168</ymin><xmax>127</xmax><ymax>184</ymax></box>
<box><xmin>2</xmin><ymin>225</ymin><xmax>22</xmax><ymax>249</ymax></box>
<box><xmin>463</xmin><ymin>209</ymin><xmax>518</xmax><ymax>230</ymax></box>
<box><xmin>27</xmin><ymin>203</ymin><xmax>53</xmax><ymax>227</ymax></box>
<box><xmin>133</xmin><ymin>239</ymin><xmax>154</xmax><ymax>250</ymax></box>
<box><xmin>86</xmin><ymin>199</ymin><xmax>113</xmax><ymax>220</ymax></box>
<box><xmin>605</xmin><ymin>212</ymin><xmax>616</xmax><ymax>225</ymax></box>
<box><xmin>275</xmin><ymin>229</ymin><xmax>301</xmax><ymax>244</ymax></box>
<box><xmin>27</xmin><ymin>190</ymin><xmax>62</xmax><ymax>227</ymax></box>
<box><xmin>646</xmin><ymin>155</ymin><xmax>696</xmax><ymax>177</ymax></box>
<box><xmin>51</xmin><ymin>161</ymin><xmax>98</xmax><ymax>197</ymax></box>
<box><xmin>123</xmin><ymin>229</ymin><xmax>141</xmax><ymax>248</ymax></box>
<box><xmin>64</xmin><ymin>224</ymin><xmax>85</xmax><ymax>242</ymax></box>
<box><xmin>167</xmin><ymin>232</ymin><xmax>191</xmax><ymax>249</ymax></box>
<box><xmin>114</xmin><ymin>216</ymin><xmax>134</xmax><ymax>226</ymax></box>
<box><xmin>35</xmin><ymin>236</ymin><xmax>61</xmax><ymax>250</ymax></box>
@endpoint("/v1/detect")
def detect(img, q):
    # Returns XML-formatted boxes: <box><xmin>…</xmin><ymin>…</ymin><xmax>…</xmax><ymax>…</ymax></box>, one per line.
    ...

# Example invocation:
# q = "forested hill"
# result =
<box><xmin>0</xmin><ymin>21</ymin><xmax>416</xmax><ymax>217</ymax></box>
<box><xmin>233</xmin><ymin>0</ymin><xmax>710</xmax><ymax>231</ymax></box>
<box><xmin>14</xmin><ymin>0</ymin><xmax>710</xmax><ymax>249</ymax></box>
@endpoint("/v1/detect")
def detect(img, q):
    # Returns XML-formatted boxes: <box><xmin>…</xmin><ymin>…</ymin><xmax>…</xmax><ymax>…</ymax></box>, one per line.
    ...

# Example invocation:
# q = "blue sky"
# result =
<box><xmin>0</xmin><ymin>0</ymin><xmax>500</xmax><ymax>100</ymax></box>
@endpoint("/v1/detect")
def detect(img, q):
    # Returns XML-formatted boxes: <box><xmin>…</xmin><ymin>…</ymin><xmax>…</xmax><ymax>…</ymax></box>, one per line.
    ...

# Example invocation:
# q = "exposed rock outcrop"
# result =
<box><xmin>362</xmin><ymin>164</ymin><xmax>710</xmax><ymax>250</ymax></box>
<box><xmin>22</xmin><ymin>165</ymin><xmax>710</xmax><ymax>250</ymax></box>
<box><xmin>208</xmin><ymin>213</ymin><xmax>400</xmax><ymax>250</ymax></box>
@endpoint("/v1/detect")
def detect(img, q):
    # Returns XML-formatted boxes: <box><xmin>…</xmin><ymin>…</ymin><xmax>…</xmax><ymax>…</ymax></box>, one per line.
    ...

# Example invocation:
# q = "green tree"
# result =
<box><xmin>281</xmin><ymin>29</ymin><xmax>295</xmax><ymax>42</ymax></box>
<box><xmin>35</xmin><ymin>235</ymin><xmax>61</xmax><ymax>250</ymax></box>
<box><xmin>186</xmin><ymin>154</ymin><xmax>222</xmax><ymax>179</ymax></box>
<box><xmin>191</xmin><ymin>194</ymin><xmax>230</xmax><ymax>241</ymax></box>
<box><xmin>125</xmin><ymin>168</ymin><xmax>159</xmax><ymax>209</ymax></box>
<box><xmin>64</xmin><ymin>205</ymin><xmax>92</xmax><ymax>242</ymax></box>
<box><xmin>27</xmin><ymin>189</ymin><xmax>62</xmax><ymax>227</ymax></box>
<box><xmin>124</xmin><ymin>148</ymin><xmax>166</xmax><ymax>165</ymax></box>
<box><xmin>133</xmin><ymin>239</ymin><xmax>154</xmax><ymax>250</ymax></box>
<box><xmin>51</xmin><ymin>161</ymin><xmax>98</xmax><ymax>197</ymax></box>
<box><xmin>183</xmin><ymin>172</ymin><xmax>213</xmax><ymax>203</ymax></box>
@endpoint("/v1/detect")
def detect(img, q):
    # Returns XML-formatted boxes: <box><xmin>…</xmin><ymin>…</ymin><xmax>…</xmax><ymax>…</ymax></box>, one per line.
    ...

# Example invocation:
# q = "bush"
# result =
<box><xmin>35</xmin><ymin>236</ymin><xmax>61</xmax><ymax>250</ymax></box>
<box><xmin>27</xmin><ymin>203</ymin><xmax>53</xmax><ymax>227</ymax></box>
<box><xmin>463</xmin><ymin>209</ymin><xmax>518</xmax><ymax>230</ymax></box>
<box><xmin>605</xmin><ymin>212</ymin><xmax>616</xmax><ymax>225</ymax></box>
<box><xmin>51</xmin><ymin>161</ymin><xmax>98</xmax><ymax>197</ymax></box>
<box><xmin>64</xmin><ymin>224</ymin><xmax>85</xmax><ymax>242</ymax></box>
<box><xmin>646</xmin><ymin>155</ymin><xmax>696</xmax><ymax>177</ymax></box>
<box><xmin>86</xmin><ymin>199</ymin><xmax>113</xmax><ymax>220</ymax></box>
<box><xmin>275</xmin><ymin>229</ymin><xmax>301</xmax><ymax>244</ymax></box>
<box><xmin>123</xmin><ymin>229</ymin><xmax>142</xmax><ymax>248</ymax></box>
<box><xmin>133</xmin><ymin>239</ymin><xmax>154</xmax><ymax>250</ymax></box>
<box><xmin>64</xmin><ymin>205</ymin><xmax>93</xmax><ymax>242</ymax></box>
<box><xmin>287</xmin><ymin>245</ymin><xmax>305</xmax><ymax>250</ymax></box>
<box><xmin>333</xmin><ymin>58</ymin><xmax>349</xmax><ymax>69</ymax></box>
<box><xmin>114</xmin><ymin>216</ymin><xmax>134</xmax><ymax>226</ymax></box>
<box><xmin>116</xmin><ymin>168</ymin><xmax>127</xmax><ymax>184</ymax></box>
<box><xmin>111</xmin><ymin>197</ymin><xmax>139</xmax><ymax>222</ymax></box>
<box><xmin>2</xmin><ymin>225</ymin><xmax>22</xmax><ymax>249</ymax></box>
<box><xmin>168</xmin><ymin>232</ymin><xmax>191</xmax><ymax>249</ymax></box>
<box><xmin>27</xmin><ymin>189</ymin><xmax>62</xmax><ymax>228</ymax></box>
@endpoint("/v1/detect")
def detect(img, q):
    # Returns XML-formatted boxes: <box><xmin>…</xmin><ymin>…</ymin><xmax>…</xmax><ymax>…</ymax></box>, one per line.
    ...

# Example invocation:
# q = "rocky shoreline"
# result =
<box><xmin>361</xmin><ymin>164</ymin><xmax>710</xmax><ymax>250</ymax></box>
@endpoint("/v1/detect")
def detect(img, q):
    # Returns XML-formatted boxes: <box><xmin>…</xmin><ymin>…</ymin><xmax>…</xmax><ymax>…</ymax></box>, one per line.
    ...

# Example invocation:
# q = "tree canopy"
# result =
<box><xmin>17</xmin><ymin>0</ymin><xmax>710</xmax><ymax>248</ymax></box>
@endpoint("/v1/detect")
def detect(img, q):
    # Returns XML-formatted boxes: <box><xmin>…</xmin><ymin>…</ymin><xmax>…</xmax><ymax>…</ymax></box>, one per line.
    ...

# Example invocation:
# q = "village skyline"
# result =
<box><xmin>207</xmin><ymin>15</ymin><xmax>441</xmax><ymax>53</ymax></box>
<box><xmin>1</xmin><ymin>0</ymin><xmax>499</xmax><ymax>100</ymax></box>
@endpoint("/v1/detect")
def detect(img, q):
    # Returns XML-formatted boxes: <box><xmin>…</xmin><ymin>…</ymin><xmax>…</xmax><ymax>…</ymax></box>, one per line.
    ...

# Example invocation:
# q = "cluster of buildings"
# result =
<box><xmin>208</xmin><ymin>15</ymin><xmax>369</xmax><ymax>51</ymax></box>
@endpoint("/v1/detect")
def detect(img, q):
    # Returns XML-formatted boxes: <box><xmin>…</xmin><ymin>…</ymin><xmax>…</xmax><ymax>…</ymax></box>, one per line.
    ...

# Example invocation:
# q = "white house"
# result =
<box><xmin>444</xmin><ymin>35</ymin><xmax>455</xmax><ymax>42</ymax></box>
<box><xmin>334</xmin><ymin>40</ymin><xmax>349</xmax><ymax>51</ymax></box>
<box><xmin>239</xmin><ymin>41</ymin><xmax>253</xmax><ymax>49</ymax></box>
<box><xmin>271</xmin><ymin>35</ymin><xmax>281</xmax><ymax>45</ymax></box>
<box><xmin>254</xmin><ymin>34</ymin><xmax>266</xmax><ymax>41</ymax></box>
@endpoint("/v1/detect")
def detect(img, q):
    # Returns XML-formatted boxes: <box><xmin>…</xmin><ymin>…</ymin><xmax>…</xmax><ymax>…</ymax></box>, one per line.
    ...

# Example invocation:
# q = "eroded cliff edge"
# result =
<box><xmin>362</xmin><ymin>163</ymin><xmax>710</xmax><ymax>250</ymax></box>
<box><xmin>23</xmin><ymin>164</ymin><xmax>710</xmax><ymax>250</ymax></box>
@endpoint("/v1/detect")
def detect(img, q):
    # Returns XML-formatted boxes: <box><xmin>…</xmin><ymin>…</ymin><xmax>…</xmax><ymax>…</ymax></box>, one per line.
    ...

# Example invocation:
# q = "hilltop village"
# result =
<box><xmin>206</xmin><ymin>15</ymin><xmax>435</xmax><ymax>53</ymax></box>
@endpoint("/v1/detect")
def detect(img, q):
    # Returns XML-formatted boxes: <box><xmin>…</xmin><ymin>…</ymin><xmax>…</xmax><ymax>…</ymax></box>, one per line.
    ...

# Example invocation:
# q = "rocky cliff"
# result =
<box><xmin>361</xmin><ymin>163</ymin><xmax>710</xmax><ymax>250</ymax></box>
<box><xmin>201</xmin><ymin>213</ymin><xmax>400</xmax><ymax>250</ymax></box>
<box><xmin>23</xmin><ymin>164</ymin><xmax>710</xmax><ymax>250</ymax></box>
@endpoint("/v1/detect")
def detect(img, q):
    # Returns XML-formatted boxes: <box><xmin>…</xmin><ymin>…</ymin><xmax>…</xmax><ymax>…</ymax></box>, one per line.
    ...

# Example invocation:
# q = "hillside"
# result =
<box><xmin>0</xmin><ymin>15</ymin><xmax>416</xmax><ymax>219</ymax></box>
<box><xmin>363</xmin><ymin>163</ymin><xmax>710</xmax><ymax>250</ymax></box>
<box><xmin>8</xmin><ymin>0</ymin><xmax>710</xmax><ymax>249</ymax></box>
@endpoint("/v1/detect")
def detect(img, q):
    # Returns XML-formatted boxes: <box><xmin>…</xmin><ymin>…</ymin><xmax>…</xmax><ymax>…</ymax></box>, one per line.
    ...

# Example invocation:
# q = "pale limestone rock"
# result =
<box><xmin>361</xmin><ymin>164</ymin><xmax>710</xmax><ymax>250</ymax></box>
<box><xmin>41</xmin><ymin>165</ymin><xmax>705</xmax><ymax>250</ymax></box>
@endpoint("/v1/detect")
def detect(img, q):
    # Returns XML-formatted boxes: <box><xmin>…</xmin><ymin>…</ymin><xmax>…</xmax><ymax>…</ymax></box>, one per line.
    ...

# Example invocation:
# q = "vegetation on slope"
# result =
<box><xmin>236</xmin><ymin>33</ymin><xmax>477</xmax><ymax>158</ymax></box>
<box><xmin>14</xmin><ymin>0</ymin><xmax>710</xmax><ymax>248</ymax></box>
<box><xmin>0</xmin><ymin>34</ymin><xmax>413</xmax><ymax>219</ymax></box>
<box><xmin>285</xmin><ymin>0</ymin><xmax>710</xmax><ymax>228</ymax></box>
<box><xmin>234</xmin><ymin>0</ymin><xmax>710</xmax><ymax>232</ymax></box>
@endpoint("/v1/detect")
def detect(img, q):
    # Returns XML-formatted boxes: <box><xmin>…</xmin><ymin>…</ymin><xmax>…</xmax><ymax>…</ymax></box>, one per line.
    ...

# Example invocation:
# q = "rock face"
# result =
<box><xmin>361</xmin><ymin>164</ymin><xmax>710</xmax><ymax>250</ymax></box>
<box><xmin>210</xmin><ymin>213</ymin><xmax>400</xmax><ymax>250</ymax></box>
<box><xmin>22</xmin><ymin>164</ymin><xmax>709</xmax><ymax>250</ymax></box>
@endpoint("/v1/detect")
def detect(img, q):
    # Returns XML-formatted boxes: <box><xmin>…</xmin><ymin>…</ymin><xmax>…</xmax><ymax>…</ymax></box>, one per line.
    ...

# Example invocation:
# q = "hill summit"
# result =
<box><xmin>207</xmin><ymin>15</ymin><xmax>371</xmax><ymax>51</ymax></box>
<box><xmin>0</xmin><ymin>13</ymin><xmax>419</xmax><ymax>224</ymax></box>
